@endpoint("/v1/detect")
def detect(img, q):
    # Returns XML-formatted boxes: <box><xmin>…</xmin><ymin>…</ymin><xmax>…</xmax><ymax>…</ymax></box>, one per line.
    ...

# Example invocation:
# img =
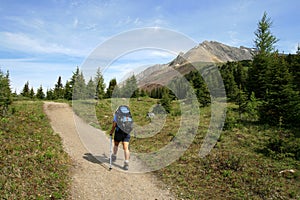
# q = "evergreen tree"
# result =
<box><xmin>86</xmin><ymin>77</ymin><xmax>96</xmax><ymax>99</ymax></box>
<box><xmin>234</xmin><ymin>61</ymin><xmax>249</xmax><ymax>91</ymax></box>
<box><xmin>112</xmin><ymin>84</ymin><xmax>122</xmax><ymax>98</ymax></box>
<box><xmin>150</xmin><ymin>88</ymin><xmax>157</xmax><ymax>98</ymax></box>
<box><xmin>159</xmin><ymin>88</ymin><xmax>171</xmax><ymax>113</ymax></box>
<box><xmin>71</xmin><ymin>68</ymin><xmax>87</xmax><ymax>100</ymax></box>
<box><xmin>185</xmin><ymin>70</ymin><xmax>210</xmax><ymax>107</ymax></box>
<box><xmin>106</xmin><ymin>78</ymin><xmax>117</xmax><ymax>98</ymax></box>
<box><xmin>248</xmin><ymin>54</ymin><xmax>272</xmax><ymax>99</ymax></box>
<box><xmin>0</xmin><ymin>69</ymin><xmax>12</xmax><ymax>115</ymax></box>
<box><xmin>220</xmin><ymin>62</ymin><xmax>239</xmax><ymax>101</ymax></box>
<box><xmin>122</xmin><ymin>75</ymin><xmax>139</xmax><ymax>98</ymax></box>
<box><xmin>36</xmin><ymin>85</ymin><xmax>45</xmax><ymax>99</ymax></box>
<box><xmin>168</xmin><ymin>77</ymin><xmax>191</xmax><ymax>100</ymax></box>
<box><xmin>69</xmin><ymin>67</ymin><xmax>79</xmax><ymax>99</ymax></box>
<box><xmin>46</xmin><ymin>89</ymin><xmax>54</xmax><ymax>100</ymax></box>
<box><xmin>236</xmin><ymin>85</ymin><xmax>248</xmax><ymax>120</ymax></box>
<box><xmin>130</xmin><ymin>75</ymin><xmax>139</xmax><ymax>98</ymax></box>
<box><xmin>140</xmin><ymin>89</ymin><xmax>147</xmax><ymax>97</ymax></box>
<box><xmin>21</xmin><ymin>81</ymin><xmax>30</xmax><ymax>97</ymax></box>
<box><xmin>254</xmin><ymin>11</ymin><xmax>279</xmax><ymax>55</ymax></box>
<box><xmin>70</xmin><ymin>67</ymin><xmax>80</xmax><ymax>87</ymax></box>
<box><xmin>53</xmin><ymin>76</ymin><xmax>64</xmax><ymax>99</ymax></box>
<box><xmin>64</xmin><ymin>80</ymin><xmax>72</xmax><ymax>100</ymax></box>
<box><xmin>29</xmin><ymin>87</ymin><xmax>35</xmax><ymax>99</ymax></box>
<box><xmin>245</xmin><ymin>92</ymin><xmax>260</xmax><ymax>120</ymax></box>
<box><xmin>259</xmin><ymin>54</ymin><xmax>299</xmax><ymax>127</ymax></box>
<box><xmin>286</xmin><ymin>54</ymin><xmax>300</xmax><ymax>92</ymax></box>
<box><xmin>249</xmin><ymin>12</ymin><xmax>278</xmax><ymax>99</ymax></box>
<box><xmin>94</xmin><ymin>68</ymin><xmax>106</xmax><ymax>100</ymax></box>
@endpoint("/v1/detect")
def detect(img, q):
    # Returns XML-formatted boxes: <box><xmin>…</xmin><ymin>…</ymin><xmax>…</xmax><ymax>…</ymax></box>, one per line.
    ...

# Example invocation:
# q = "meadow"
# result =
<box><xmin>0</xmin><ymin>101</ymin><xmax>71</xmax><ymax>199</ymax></box>
<box><xmin>79</xmin><ymin>97</ymin><xmax>300</xmax><ymax>199</ymax></box>
<box><xmin>1</xmin><ymin>98</ymin><xmax>299</xmax><ymax>199</ymax></box>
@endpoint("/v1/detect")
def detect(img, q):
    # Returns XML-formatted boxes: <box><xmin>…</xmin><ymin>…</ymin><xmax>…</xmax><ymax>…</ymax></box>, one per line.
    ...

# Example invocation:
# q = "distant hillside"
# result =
<box><xmin>136</xmin><ymin>41</ymin><xmax>254</xmax><ymax>90</ymax></box>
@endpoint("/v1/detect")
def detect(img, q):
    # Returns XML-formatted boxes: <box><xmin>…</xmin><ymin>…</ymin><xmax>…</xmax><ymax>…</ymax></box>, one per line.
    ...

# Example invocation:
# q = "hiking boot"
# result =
<box><xmin>111</xmin><ymin>154</ymin><xmax>117</xmax><ymax>162</ymax></box>
<box><xmin>123</xmin><ymin>161</ymin><xmax>129</xmax><ymax>170</ymax></box>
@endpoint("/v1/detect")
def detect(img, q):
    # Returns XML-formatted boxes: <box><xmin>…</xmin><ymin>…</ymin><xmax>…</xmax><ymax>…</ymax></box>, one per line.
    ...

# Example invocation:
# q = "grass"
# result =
<box><xmin>92</xmin><ymin>97</ymin><xmax>300</xmax><ymax>199</ymax></box>
<box><xmin>4</xmin><ymin>98</ymin><xmax>298</xmax><ymax>199</ymax></box>
<box><xmin>0</xmin><ymin>101</ymin><xmax>71</xmax><ymax>199</ymax></box>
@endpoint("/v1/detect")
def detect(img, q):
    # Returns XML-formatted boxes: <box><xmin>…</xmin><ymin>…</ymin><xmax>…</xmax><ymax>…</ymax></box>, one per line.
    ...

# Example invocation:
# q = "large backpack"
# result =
<box><xmin>115</xmin><ymin>105</ymin><xmax>133</xmax><ymax>134</ymax></box>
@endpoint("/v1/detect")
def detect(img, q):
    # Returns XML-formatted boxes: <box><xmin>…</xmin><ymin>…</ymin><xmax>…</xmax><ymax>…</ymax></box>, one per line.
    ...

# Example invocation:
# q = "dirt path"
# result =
<box><xmin>43</xmin><ymin>102</ymin><xmax>175</xmax><ymax>200</ymax></box>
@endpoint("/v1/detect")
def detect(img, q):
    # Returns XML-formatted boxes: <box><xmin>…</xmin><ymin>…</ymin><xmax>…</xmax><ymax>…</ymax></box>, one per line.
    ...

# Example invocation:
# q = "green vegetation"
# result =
<box><xmin>0</xmin><ymin>69</ymin><xmax>12</xmax><ymax>116</ymax></box>
<box><xmin>1</xmin><ymin>11</ymin><xmax>299</xmax><ymax>199</ymax></box>
<box><xmin>0</xmin><ymin>101</ymin><xmax>71</xmax><ymax>199</ymax></box>
<box><xmin>91</xmin><ymin>97</ymin><xmax>300</xmax><ymax>199</ymax></box>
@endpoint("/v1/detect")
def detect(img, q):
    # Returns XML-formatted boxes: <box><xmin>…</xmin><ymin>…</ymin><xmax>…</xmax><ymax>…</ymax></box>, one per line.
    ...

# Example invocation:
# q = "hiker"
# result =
<box><xmin>109</xmin><ymin>105</ymin><xmax>133</xmax><ymax>170</ymax></box>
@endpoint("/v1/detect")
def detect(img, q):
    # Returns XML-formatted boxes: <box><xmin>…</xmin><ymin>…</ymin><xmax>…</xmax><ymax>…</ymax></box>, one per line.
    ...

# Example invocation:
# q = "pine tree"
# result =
<box><xmin>112</xmin><ymin>85</ymin><xmax>121</xmax><ymax>98</ymax></box>
<box><xmin>122</xmin><ymin>75</ymin><xmax>139</xmax><ymax>98</ymax></box>
<box><xmin>140</xmin><ymin>89</ymin><xmax>147</xmax><ymax>97</ymax></box>
<box><xmin>106</xmin><ymin>78</ymin><xmax>117</xmax><ymax>98</ymax></box>
<box><xmin>71</xmin><ymin>68</ymin><xmax>86</xmax><ymax>100</ymax></box>
<box><xmin>236</xmin><ymin>85</ymin><xmax>248</xmax><ymax>120</ymax></box>
<box><xmin>36</xmin><ymin>85</ymin><xmax>45</xmax><ymax>99</ymax></box>
<box><xmin>234</xmin><ymin>61</ymin><xmax>249</xmax><ymax>91</ymax></box>
<box><xmin>29</xmin><ymin>87</ymin><xmax>35</xmax><ymax>99</ymax></box>
<box><xmin>130</xmin><ymin>75</ymin><xmax>139</xmax><ymax>98</ymax></box>
<box><xmin>70</xmin><ymin>67</ymin><xmax>79</xmax><ymax>88</ymax></box>
<box><xmin>86</xmin><ymin>77</ymin><xmax>96</xmax><ymax>99</ymax></box>
<box><xmin>0</xmin><ymin>69</ymin><xmax>12</xmax><ymax>115</ymax></box>
<box><xmin>185</xmin><ymin>70</ymin><xmax>210</xmax><ymax>107</ymax></box>
<box><xmin>64</xmin><ymin>80</ymin><xmax>72</xmax><ymax>100</ymax></box>
<box><xmin>53</xmin><ymin>76</ymin><xmax>64</xmax><ymax>99</ymax></box>
<box><xmin>168</xmin><ymin>77</ymin><xmax>190</xmax><ymax>100</ymax></box>
<box><xmin>259</xmin><ymin>54</ymin><xmax>298</xmax><ymax>127</ymax></box>
<box><xmin>159</xmin><ymin>88</ymin><xmax>171</xmax><ymax>113</ymax></box>
<box><xmin>21</xmin><ymin>81</ymin><xmax>30</xmax><ymax>97</ymax></box>
<box><xmin>220</xmin><ymin>62</ymin><xmax>239</xmax><ymax>101</ymax></box>
<box><xmin>46</xmin><ymin>89</ymin><xmax>54</xmax><ymax>100</ymax></box>
<box><xmin>245</xmin><ymin>92</ymin><xmax>260</xmax><ymax>120</ymax></box>
<box><xmin>286</xmin><ymin>53</ymin><xmax>300</xmax><ymax>92</ymax></box>
<box><xmin>94</xmin><ymin>68</ymin><xmax>106</xmax><ymax>100</ymax></box>
<box><xmin>249</xmin><ymin>12</ymin><xmax>279</xmax><ymax>99</ymax></box>
<box><xmin>254</xmin><ymin>11</ymin><xmax>279</xmax><ymax>55</ymax></box>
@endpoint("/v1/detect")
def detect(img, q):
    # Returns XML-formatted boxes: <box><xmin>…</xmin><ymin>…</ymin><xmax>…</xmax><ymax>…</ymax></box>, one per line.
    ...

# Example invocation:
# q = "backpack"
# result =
<box><xmin>115</xmin><ymin>105</ymin><xmax>133</xmax><ymax>134</ymax></box>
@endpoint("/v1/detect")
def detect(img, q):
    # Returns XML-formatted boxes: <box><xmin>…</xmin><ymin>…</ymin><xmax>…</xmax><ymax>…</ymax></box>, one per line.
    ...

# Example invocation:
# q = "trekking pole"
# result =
<box><xmin>109</xmin><ymin>135</ymin><xmax>112</xmax><ymax>170</ymax></box>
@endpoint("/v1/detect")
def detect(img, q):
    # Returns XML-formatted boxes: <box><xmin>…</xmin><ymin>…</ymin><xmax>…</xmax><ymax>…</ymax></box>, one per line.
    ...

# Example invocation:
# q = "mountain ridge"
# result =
<box><xmin>136</xmin><ymin>41</ymin><xmax>254</xmax><ymax>89</ymax></box>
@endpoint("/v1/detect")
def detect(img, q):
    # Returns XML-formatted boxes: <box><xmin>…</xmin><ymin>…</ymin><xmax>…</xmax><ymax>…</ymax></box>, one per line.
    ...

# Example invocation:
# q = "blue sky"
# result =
<box><xmin>0</xmin><ymin>0</ymin><xmax>299</xmax><ymax>93</ymax></box>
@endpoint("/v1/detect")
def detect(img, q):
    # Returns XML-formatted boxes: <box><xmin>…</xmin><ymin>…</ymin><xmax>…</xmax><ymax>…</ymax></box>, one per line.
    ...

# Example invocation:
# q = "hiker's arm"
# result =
<box><xmin>110</xmin><ymin>121</ymin><xmax>117</xmax><ymax>135</ymax></box>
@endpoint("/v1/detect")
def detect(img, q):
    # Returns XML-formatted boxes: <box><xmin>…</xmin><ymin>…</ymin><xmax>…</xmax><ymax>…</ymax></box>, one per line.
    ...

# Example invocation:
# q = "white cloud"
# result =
<box><xmin>5</xmin><ymin>16</ymin><xmax>45</xmax><ymax>31</ymax></box>
<box><xmin>134</xmin><ymin>18</ymin><xmax>141</xmax><ymax>25</ymax></box>
<box><xmin>0</xmin><ymin>32</ymin><xmax>86</xmax><ymax>57</ymax></box>
<box><xmin>73</xmin><ymin>18</ymin><xmax>79</xmax><ymax>28</ymax></box>
<box><xmin>227</xmin><ymin>30</ymin><xmax>243</xmax><ymax>46</ymax></box>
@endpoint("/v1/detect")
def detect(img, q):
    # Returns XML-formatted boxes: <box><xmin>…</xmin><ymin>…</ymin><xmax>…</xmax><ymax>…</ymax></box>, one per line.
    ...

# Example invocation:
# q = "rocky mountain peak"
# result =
<box><xmin>175</xmin><ymin>40</ymin><xmax>254</xmax><ymax>65</ymax></box>
<box><xmin>136</xmin><ymin>41</ymin><xmax>254</xmax><ymax>89</ymax></box>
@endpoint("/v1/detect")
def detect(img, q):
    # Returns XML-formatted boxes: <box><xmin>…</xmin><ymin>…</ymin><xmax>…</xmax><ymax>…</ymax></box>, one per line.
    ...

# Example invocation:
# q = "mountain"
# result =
<box><xmin>136</xmin><ymin>41</ymin><xmax>254</xmax><ymax>90</ymax></box>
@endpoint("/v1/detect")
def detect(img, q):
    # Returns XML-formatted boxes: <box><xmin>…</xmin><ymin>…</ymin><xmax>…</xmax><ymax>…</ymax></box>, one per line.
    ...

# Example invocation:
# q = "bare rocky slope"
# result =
<box><xmin>136</xmin><ymin>41</ymin><xmax>254</xmax><ymax>89</ymax></box>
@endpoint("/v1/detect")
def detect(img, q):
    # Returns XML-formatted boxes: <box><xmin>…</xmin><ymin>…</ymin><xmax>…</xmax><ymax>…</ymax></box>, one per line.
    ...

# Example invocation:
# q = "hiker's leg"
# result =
<box><xmin>122</xmin><ymin>141</ymin><xmax>130</xmax><ymax>161</ymax></box>
<box><xmin>113</xmin><ymin>141</ymin><xmax>119</xmax><ymax>155</ymax></box>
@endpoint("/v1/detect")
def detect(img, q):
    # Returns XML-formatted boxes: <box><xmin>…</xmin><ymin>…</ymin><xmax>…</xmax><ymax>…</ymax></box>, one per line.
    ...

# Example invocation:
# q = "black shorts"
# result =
<box><xmin>114</xmin><ymin>129</ymin><xmax>131</xmax><ymax>142</ymax></box>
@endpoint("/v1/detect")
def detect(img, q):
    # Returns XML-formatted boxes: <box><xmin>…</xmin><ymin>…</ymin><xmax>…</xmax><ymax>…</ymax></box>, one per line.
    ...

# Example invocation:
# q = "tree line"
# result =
<box><xmin>1</xmin><ymin>12</ymin><xmax>300</xmax><ymax>130</ymax></box>
<box><xmin>221</xmin><ymin>12</ymin><xmax>300</xmax><ymax>129</ymax></box>
<box><xmin>147</xmin><ymin>12</ymin><xmax>300</xmax><ymax>130</ymax></box>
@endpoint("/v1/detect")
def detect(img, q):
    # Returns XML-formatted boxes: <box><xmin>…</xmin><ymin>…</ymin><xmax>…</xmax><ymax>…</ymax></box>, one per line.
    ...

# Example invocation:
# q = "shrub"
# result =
<box><xmin>262</xmin><ymin>131</ymin><xmax>300</xmax><ymax>160</ymax></box>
